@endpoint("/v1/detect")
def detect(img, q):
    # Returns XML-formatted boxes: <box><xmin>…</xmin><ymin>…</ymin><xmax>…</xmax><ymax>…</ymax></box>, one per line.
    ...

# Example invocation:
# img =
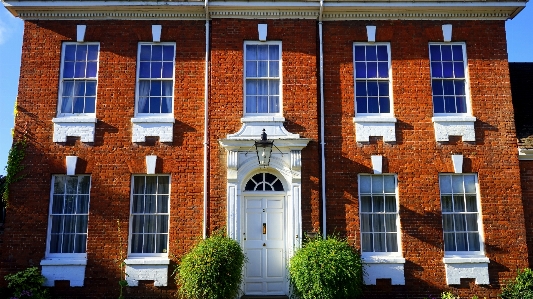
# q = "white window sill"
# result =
<box><xmin>40</xmin><ymin>258</ymin><xmax>87</xmax><ymax>287</ymax></box>
<box><xmin>362</xmin><ymin>255</ymin><xmax>405</xmax><ymax>285</ymax></box>
<box><xmin>432</xmin><ymin>115</ymin><xmax>476</xmax><ymax>142</ymax></box>
<box><xmin>443</xmin><ymin>255</ymin><xmax>490</xmax><ymax>285</ymax></box>
<box><xmin>241</xmin><ymin>116</ymin><xmax>285</xmax><ymax>123</ymax></box>
<box><xmin>125</xmin><ymin>258</ymin><xmax>170</xmax><ymax>287</ymax></box>
<box><xmin>353</xmin><ymin>116</ymin><xmax>397</xmax><ymax>142</ymax></box>
<box><xmin>53</xmin><ymin>116</ymin><xmax>97</xmax><ymax>123</ymax></box>
<box><xmin>131</xmin><ymin>116</ymin><xmax>175</xmax><ymax>124</ymax></box>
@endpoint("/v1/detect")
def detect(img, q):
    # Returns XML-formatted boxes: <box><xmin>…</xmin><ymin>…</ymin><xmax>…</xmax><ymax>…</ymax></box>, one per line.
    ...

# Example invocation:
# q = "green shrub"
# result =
<box><xmin>500</xmin><ymin>268</ymin><xmax>533</xmax><ymax>299</ymax></box>
<box><xmin>4</xmin><ymin>267</ymin><xmax>50</xmax><ymax>299</ymax></box>
<box><xmin>288</xmin><ymin>236</ymin><xmax>364</xmax><ymax>299</ymax></box>
<box><xmin>176</xmin><ymin>231</ymin><xmax>245</xmax><ymax>299</ymax></box>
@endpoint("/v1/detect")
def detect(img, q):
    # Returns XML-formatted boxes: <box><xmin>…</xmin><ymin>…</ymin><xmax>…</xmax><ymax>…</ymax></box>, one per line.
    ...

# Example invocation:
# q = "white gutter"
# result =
<box><xmin>319</xmin><ymin>0</ymin><xmax>327</xmax><ymax>239</ymax></box>
<box><xmin>203</xmin><ymin>0</ymin><xmax>210</xmax><ymax>239</ymax></box>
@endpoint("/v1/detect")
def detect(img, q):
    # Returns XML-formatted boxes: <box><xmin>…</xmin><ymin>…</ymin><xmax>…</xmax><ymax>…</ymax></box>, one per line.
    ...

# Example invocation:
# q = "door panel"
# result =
<box><xmin>244</xmin><ymin>196</ymin><xmax>286</xmax><ymax>295</ymax></box>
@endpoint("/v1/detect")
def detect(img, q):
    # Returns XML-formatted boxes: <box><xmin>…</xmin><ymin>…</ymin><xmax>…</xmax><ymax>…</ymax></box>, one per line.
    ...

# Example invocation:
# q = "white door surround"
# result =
<box><xmin>220</xmin><ymin>119</ymin><xmax>310</xmax><ymax>296</ymax></box>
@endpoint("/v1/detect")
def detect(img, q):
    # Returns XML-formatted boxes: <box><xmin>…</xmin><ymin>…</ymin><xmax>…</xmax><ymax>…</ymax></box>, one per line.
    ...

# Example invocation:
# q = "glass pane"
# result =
<box><xmin>64</xmin><ymin>195</ymin><xmax>76</xmax><ymax>214</ymax></box>
<box><xmin>440</xmin><ymin>175</ymin><xmax>452</xmax><ymax>194</ymax></box>
<box><xmin>163</xmin><ymin>45</ymin><xmax>174</xmax><ymax>61</ymax></box>
<box><xmin>72</xmin><ymin>97</ymin><xmax>85</xmax><ymax>114</ymax></box>
<box><xmin>64</xmin><ymin>45</ymin><xmax>76</xmax><ymax>61</ymax></box>
<box><xmin>161</xmin><ymin>80</ymin><xmax>173</xmax><ymax>97</ymax></box>
<box><xmin>378</xmin><ymin>81</ymin><xmax>389</xmax><ymax>97</ymax></box>
<box><xmin>150</xmin><ymin>81</ymin><xmax>162</xmax><ymax>96</ymax></box>
<box><xmin>145</xmin><ymin>176</ymin><xmax>157</xmax><ymax>194</ymax></box>
<box><xmin>385</xmin><ymin>196</ymin><xmax>396</xmax><ymax>212</ymax></box>
<box><xmin>373</xmin><ymin>196</ymin><xmax>384</xmax><ymax>213</ymax></box>
<box><xmin>361</xmin><ymin>233</ymin><xmax>373</xmax><ymax>252</ymax></box>
<box><xmin>455</xmin><ymin>233</ymin><xmax>468</xmax><ymax>251</ymax></box>
<box><xmin>245</xmin><ymin>180</ymin><xmax>255</xmax><ymax>191</ymax></box>
<box><xmin>161</xmin><ymin>97</ymin><xmax>172</xmax><ymax>113</ymax></box>
<box><xmin>74</xmin><ymin>234</ymin><xmax>87</xmax><ymax>253</ymax></box>
<box><xmin>441</xmin><ymin>196</ymin><xmax>453</xmax><ymax>212</ymax></box>
<box><xmin>432</xmin><ymin>80</ymin><xmax>444</xmax><ymax>95</ymax></box>
<box><xmin>355</xmin><ymin>62</ymin><xmax>366</xmax><ymax>78</ymax></box>
<box><xmin>384</xmin><ymin>176</ymin><xmax>395</xmax><ymax>193</ymax></box>
<box><xmin>374</xmin><ymin>233</ymin><xmax>385</xmax><ymax>252</ymax></box>
<box><xmin>257</xmin><ymin>45</ymin><xmax>268</xmax><ymax>60</ymax></box>
<box><xmin>367</xmin><ymin>62</ymin><xmax>377</xmax><ymax>78</ymax></box>
<box><xmin>273</xmin><ymin>180</ymin><xmax>284</xmax><ymax>191</ymax></box>
<box><xmin>444</xmin><ymin>232</ymin><xmax>456</xmax><ymax>251</ymax></box>
<box><xmin>264</xmin><ymin>184</ymin><xmax>273</xmax><ymax>191</ymax></box>
<box><xmin>143</xmin><ymin>234</ymin><xmax>155</xmax><ymax>253</ymax></box>
<box><xmin>269</xmin><ymin>61</ymin><xmax>279</xmax><ymax>77</ymax></box>
<box><xmin>386</xmin><ymin>233</ymin><xmax>398</xmax><ymax>252</ymax></box>
<box><xmin>74</xmin><ymin>61</ymin><xmax>86</xmax><ymax>78</ymax></box>
<box><xmin>454</xmin><ymin>62</ymin><xmax>465</xmax><ymax>78</ymax></box>
<box><xmin>269</xmin><ymin>96</ymin><xmax>279</xmax><ymax>113</ymax></box>
<box><xmin>86</xmin><ymin>62</ymin><xmax>97</xmax><ymax>78</ymax></box>
<box><xmin>468</xmin><ymin>233</ymin><xmax>480</xmax><ymax>251</ymax></box>
<box><xmin>433</xmin><ymin>96</ymin><xmax>444</xmax><ymax>113</ymax></box>
<box><xmin>145</xmin><ymin>195</ymin><xmax>156</xmax><ymax>213</ymax></box>
<box><xmin>452</xmin><ymin>176</ymin><xmax>464</xmax><ymax>193</ymax></box>
<box><xmin>52</xmin><ymin>195</ymin><xmax>64</xmax><ymax>214</ymax></box>
<box><xmin>246</xmin><ymin>61</ymin><xmax>257</xmax><ymax>77</ymax></box>
<box><xmin>441</xmin><ymin>45</ymin><xmax>452</xmax><ymax>61</ymax></box>
<box><xmin>157</xmin><ymin>215</ymin><xmax>169</xmax><ymax>234</ymax></box>
<box><xmin>452</xmin><ymin>45</ymin><xmax>463</xmax><ymax>61</ymax></box>
<box><xmin>156</xmin><ymin>234</ymin><xmax>168</xmax><ymax>253</ymax></box>
<box><xmin>454</xmin><ymin>214</ymin><xmax>466</xmax><ymax>231</ymax></box>
<box><xmin>50</xmin><ymin>235</ymin><xmax>60</xmax><ymax>253</ymax></box>
<box><xmin>265</xmin><ymin>173</ymin><xmax>276</xmax><ymax>184</ymax></box>
<box><xmin>139</xmin><ymin>62</ymin><xmax>150</xmax><ymax>78</ymax></box>
<box><xmin>385</xmin><ymin>214</ymin><xmax>397</xmax><ymax>232</ymax></box>
<box><xmin>360</xmin><ymin>196</ymin><xmax>372</xmax><ymax>213</ymax></box>
<box><xmin>356</xmin><ymin>97</ymin><xmax>367</xmax><ymax>114</ymax></box>
<box><xmin>378</xmin><ymin>62</ymin><xmax>388</xmax><ymax>78</ymax></box>
<box><xmin>354</xmin><ymin>46</ymin><xmax>365</xmax><ymax>61</ymax></box>
<box><xmin>464</xmin><ymin>175</ymin><xmax>476</xmax><ymax>193</ymax></box>
<box><xmin>133</xmin><ymin>176</ymin><xmax>145</xmax><ymax>194</ymax></box>
<box><xmin>145</xmin><ymin>215</ymin><xmax>156</xmax><ymax>233</ymax></box>
<box><xmin>132</xmin><ymin>215</ymin><xmax>144</xmax><ymax>234</ymax></box>
<box><xmin>359</xmin><ymin>176</ymin><xmax>371</xmax><ymax>193</ymax></box>
<box><xmin>361</xmin><ymin>214</ymin><xmax>371</xmax><ymax>232</ymax></box>
<box><xmin>453</xmin><ymin>195</ymin><xmax>465</xmax><ymax>212</ymax></box>
<box><xmin>456</xmin><ymin>96</ymin><xmax>467</xmax><ymax>113</ymax></box>
<box><xmin>258</xmin><ymin>61</ymin><xmax>268</xmax><ymax>77</ymax></box>
<box><xmin>66</xmin><ymin>177</ymin><xmax>78</xmax><ymax>194</ymax></box>
<box><xmin>162</xmin><ymin>62</ymin><xmax>173</xmax><ymax>78</ymax></box>
<box><xmin>377</xmin><ymin>46</ymin><xmax>388</xmax><ymax>61</ymax></box>
<box><xmin>76</xmin><ymin>215</ymin><xmax>88</xmax><ymax>233</ymax></box>
<box><xmin>157</xmin><ymin>196</ymin><xmax>169</xmax><ymax>213</ymax></box>
<box><xmin>54</xmin><ymin>176</ymin><xmax>66</xmax><ymax>194</ymax></box>
<box><xmin>246</xmin><ymin>96</ymin><xmax>257</xmax><ymax>113</ymax></box>
<box><xmin>63</xmin><ymin>62</ymin><xmax>74</xmax><ymax>78</ymax></box>
<box><xmin>442</xmin><ymin>62</ymin><xmax>453</xmax><ymax>78</ymax></box>
<box><xmin>430</xmin><ymin>45</ymin><xmax>441</xmax><ymax>61</ymax></box>
<box><xmin>51</xmin><ymin>216</ymin><xmax>62</xmax><ymax>234</ymax></box>
<box><xmin>246</xmin><ymin>45</ymin><xmax>257</xmax><ymax>60</ymax></box>
<box><xmin>140</xmin><ymin>45</ymin><xmax>151</xmax><ymax>61</ymax></box>
<box><xmin>442</xmin><ymin>214</ymin><xmax>454</xmax><ymax>232</ymax></box>
<box><xmin>367</xmin><ymin>81</ymin><xmax>378</xmax><ymax>96</ymax></box>
<box><xmin>76</xmin><ymin>45</ymin><xmax>88</xmax><ymax>62</ymax></box>
<box><xmin>152</xmin><ymin>45</ymin><xmax>163</xmax><ymax>61</ymax></box>
<box><xmin>87</xmin><ymin>45</ymin><xmax>99</xmax><ymax>60</ymax></box>
<box><xmin>64</xmin><ymin>215</ymin><xmax>76</xmax><ymax>233</ymax></box>
<box><xmin>465</xmin><ymin>196</ymin><xmax>478</xmax><ymax>212</ymax></box>
<box><xmin>149</xmin><ymin>97</ymin><xmax>161</xmax><ymax>113</ymax></box>
<box><xmin>366</xmin><ymin>46</ymin><xmax>377</xmax><ymax>61</ymax></box>
<box><xmin>79</xmin><ymin>176</ymin><xmax>90</xmax><ymax>194</ymax></box>
<box><xmin>355</xmin><ymin>82</ymin><xmax>367</xmax><ymax>97</ymax></box>
<box><xmin>132</xmin><ymin>195</ymin><xmax>144</xmax><ymax>213</ymax></box>
<box><xmin>371</xmin><ymin>176</ymin><xmax>383</xmax><ymax>193</ymax></box>
<box><xmin>151</xmin><ymin>62</ymin><xmax>162</xmax><ymax>78</ymax></box>
<box><xmin>258</xmin><ymin>96</ymin><xmax>268</xmax><ymax>113</ymax></box>
<box><xmin>77</xmin><ymin>195</ymin><xmax>89</xmax><ymax>214</ymax></box>
<box><xmin>431</xmin><ymin>62</ymin><xmax>442</xmax><ymax>78</ymax></box>
<box><xmin>373</xmin><ymin>214</ymin><xmax>385</xmax><ymax>232</ymax></box>
<box><xmin>131</xmin><ymin>234</ymin><xmax>143</xmax><ymax>253</ymax></box>
<box><xmin>62</xmin><ymin>234</ymin><xmax>74</xmax><ymax>253</ymax></box>
<box><xmin>466</xmin><ymin>214</ymin><xmax>478</xmax><ymax>231</ymax></box>
<box><xmin>158</xmin><ymin>176</ymin><xmax>170</xmax><ymax>193</ymax></box>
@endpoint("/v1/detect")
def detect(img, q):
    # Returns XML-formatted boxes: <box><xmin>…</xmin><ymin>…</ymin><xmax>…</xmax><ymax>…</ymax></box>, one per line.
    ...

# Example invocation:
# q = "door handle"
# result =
<box><xmin>262</xmin><ymin>223</ymin><xmax>266</xmax><ymax>234</ymax></box>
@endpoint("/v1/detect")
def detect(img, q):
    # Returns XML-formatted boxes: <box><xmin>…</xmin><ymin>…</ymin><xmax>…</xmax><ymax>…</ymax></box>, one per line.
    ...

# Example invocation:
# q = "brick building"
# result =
<box><xmin>0</xmin><ymin>0</ymin><xmax>529</xmax><ymax>298</ymax></box>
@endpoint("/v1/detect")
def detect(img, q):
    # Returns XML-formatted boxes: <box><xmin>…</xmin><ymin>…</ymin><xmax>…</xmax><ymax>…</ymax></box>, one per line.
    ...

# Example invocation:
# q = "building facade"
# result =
<box><xmin>0</xmin><ymin>0</ymin><xmax>529</xmax><ymax>298</ymax></box>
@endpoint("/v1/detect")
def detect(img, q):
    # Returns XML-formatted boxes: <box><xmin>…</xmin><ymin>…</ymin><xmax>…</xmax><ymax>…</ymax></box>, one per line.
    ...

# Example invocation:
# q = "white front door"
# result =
<box><xmin>243</xmin><ymin>195</ymin><xmax>286</xmax><ymax>295</ymax></box>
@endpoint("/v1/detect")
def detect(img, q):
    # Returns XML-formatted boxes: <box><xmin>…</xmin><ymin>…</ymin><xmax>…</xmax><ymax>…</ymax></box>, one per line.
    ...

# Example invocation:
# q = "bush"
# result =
<box><xmin>176</xmin><ymin>231</ymin><xmax>245</xmax><ymax>299</ymax></box>
<box><xmin>288</xmin><ymin>236</ymin><xmax>364</xmax><ymax>299</ymax></box>
<box><xmin>500</xmin><ymin>268</ymin><xmax>533</xmax><ymax>299</ymax></box>
<box><xmin>4</xmin><ymin>267</ymin><xmax>50</xmax><ymax>299</ymax></box>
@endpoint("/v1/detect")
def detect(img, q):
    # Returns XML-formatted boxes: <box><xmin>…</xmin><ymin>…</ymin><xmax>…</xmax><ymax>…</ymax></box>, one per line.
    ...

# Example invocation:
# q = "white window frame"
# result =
<box><xmin>243</xmin><ymin>41</ymin><xmax>283</xmax><ymax>117</ymax></box>
<box><xmin>134</xmin><ymin>42</ymin><xmax>176</xmax><ymax>118</ymax></box>
<box><xmin>57</xmin><ymin>42</ymin><xmax>100</xmax><ymax>118</ymax></box>
<box><xmin>439</xmin><ymin>173</ymin><xmax>485</xmax><ymax>257</ymax></box>
<box><xmin>429</xmin><ymin>42</ymin><xmax>472</xmax><ymax>117</ymax></box>
<box><xmin>358</xmin><ymin>174</ymin><xmax>402</xmax><ymax>258</ymax></box>
<box><xmin>45</xmin><ymin>175</ymin><xmax>91</xmax><ymax>259</ymax></box>
<box><xmin>128</xmin><ymin>175</ymin><xmax>171</xmax><ymax>258</ymax></box>
<box><xmin>353</xmin><ymin>42</ymin><xmax>394</xmax><ymax>117</ymax></box>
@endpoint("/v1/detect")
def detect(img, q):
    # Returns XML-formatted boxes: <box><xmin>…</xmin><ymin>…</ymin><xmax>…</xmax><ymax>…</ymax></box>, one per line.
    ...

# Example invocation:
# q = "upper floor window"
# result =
<box><xmin>129</xmin><ymin>175</ymin><xmax>170</xmax><ymax>257</ymax></box>
<box><xmin>354</xmin><ymin>43</ymin><xmax>392</xmax><ymax>115</ymax></box>
<box><xmin>136</xmin><ymin>43</ymin><xmax>176</xmax><ymax>116</ymax></box>
<box><xmin>429</xmin><ymin>43</ymin><xmax>469</xmax><ymax>115</ymax></box>
<box><xmin>58</xmin><ymin>43</ymin><xmax>99</xmax><ymax>116</ymax></box>
<box><xmin>359</xmin><ymin>174</ymin><xmax>400</xmax><ymax>254</ymax></box>
<box><xmin>439</xmin><ymin>174</ymin><xmax>483</xmax><ymax>254</ymax></box>
<box><xmin>244</xmin><ymin>42</ymin><xmax>281</xmax><ymax>115</ymax></box>
<box><xmin>46</xmin><ymin>175</ymin><xmax>91</xmax><ymax>257</ymax></box>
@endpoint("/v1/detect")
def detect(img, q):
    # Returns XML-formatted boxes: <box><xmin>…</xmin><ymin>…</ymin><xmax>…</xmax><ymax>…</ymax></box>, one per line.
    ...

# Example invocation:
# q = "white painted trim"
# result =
<box><xmin>66</xmin><ymin>156</ymin><xmax>77</xmax><ymax>175</ymax></box>
<box><xmin>443</xmin><ymin>257</ymin><xmax>489</xmax><ymax>264</ymax></box>
<box><xmin>41</xmin><ymin>258</ymin><xmax>88</xmax><ymax>266</ymax></box>
<box><xmin>443</xmin><ymin>257</ymin><xmax>490</xmax><ymax>285</ymax></box>
<box><xmin>518</xmin><ymin>148</ymin><xmax>533</xmax><ymax>160</ymax></box>
<box><xmin>354</xmin><ymin>116</ymin><xmax>397</xmax><ymax>123</ymax></box>
<box><xmin>152</xmin><ymin>24</ymin><xmax>162</xmax><ymax>42</ymax></box>
<box><xmin>40</xmin><ymin>259</ymin><xmax>87</xmax><ymax>287</ymax></box>
<box><xmin>124</xmin><ymin>258</ymin><xmax>170</xmax><ymax>265</ymax></box>
<box><xmin>371</xmin><ymin>155</ymin><xmax>382</xmax><ymax>174</ymax></box>
<box><xmin>131</xmin><ymin>116</ymin><xmax>175</xmax><ymax>123</ymax></box>
<box><xmin>366</xmin><ymin>25</ymin><xmax>376</xmax><ymax>42</ymax></box>
<box><xmin>53</xmin><ymin>117</ymin><xmax>97</xmax><ymax>123</ymax></box>
<box><xmin>451</xmin><ymin>154</ymin><xmax>463</xmax><ymax>173</ymax></box>
<box><xmin>76</xmin><ymin>24</ymin><xmax>86</xmax><ymax>42</ymax></box>
<box><xmin>146</xmin><ymin>155</ymin><xmax>157</xmax><ymax>174</ymax></box>
<box><xmin>258</xmin><ymin>24</ymin><xmax>267</xmax><ymax>41</ymax></box>
<box><xmin>442</xmin><ymin>24</ymin><xmax>452</xmax><ymax>42</ymax></box>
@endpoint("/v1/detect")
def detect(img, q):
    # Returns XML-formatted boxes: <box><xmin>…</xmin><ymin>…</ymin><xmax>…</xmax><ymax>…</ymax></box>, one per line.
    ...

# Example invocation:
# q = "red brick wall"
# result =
<box><xmin>323</xmin><ymin>20</ymin><xmax>527</xmax><ymax>298</ymax></box>
<box><xmin>0</xmin><ymin>20</ymin><xmax>206</xmax><ymax>298</ymax></box>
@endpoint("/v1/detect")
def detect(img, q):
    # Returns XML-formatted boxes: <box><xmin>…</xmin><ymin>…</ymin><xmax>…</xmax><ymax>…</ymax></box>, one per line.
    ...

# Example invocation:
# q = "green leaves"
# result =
<box><xmin>176</xmin><ymin>231</ymin><xmax>245</xmax><ymax>299</ymax></box>
<box><xmin>288</xmin><ymin>236</ymin><xmax>364</xmax><ymax>299</ymax></box>
<box><xmin>2</xmin><ymin>139</ymin><xmax>26</xmax><ymax>206</ymax></box>
<box><xmin>4</xmin><ymin>267</ymin><xmax>50</xmax><ymax>299</ymax></box>
<box><xmin>500</xmin><ymin>268</ymin><xmax>533</xmax><ymax>299</ymax></box>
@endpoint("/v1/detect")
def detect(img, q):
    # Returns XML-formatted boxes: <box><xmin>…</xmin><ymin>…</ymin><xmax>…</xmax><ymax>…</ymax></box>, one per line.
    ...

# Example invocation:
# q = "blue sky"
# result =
<box><xmin>0</xmin><ymin>4</ymin><xmax>532</xmax><ymax>174</ymax></box>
